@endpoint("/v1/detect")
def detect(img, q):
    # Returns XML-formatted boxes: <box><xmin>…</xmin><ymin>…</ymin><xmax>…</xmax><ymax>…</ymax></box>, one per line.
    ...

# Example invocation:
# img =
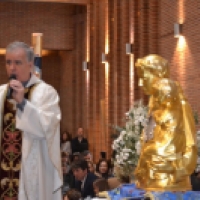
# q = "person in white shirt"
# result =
<box><xmin>61</xmin><ymin>131</ymin><xmax>72</xmax><ymax>156</ymax></box>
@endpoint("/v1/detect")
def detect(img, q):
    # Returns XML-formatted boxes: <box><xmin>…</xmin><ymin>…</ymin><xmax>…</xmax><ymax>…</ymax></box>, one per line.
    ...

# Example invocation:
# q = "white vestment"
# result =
<box><xmin>0</xmin><ymin>74</ymin><xmax>62</xmax><ymax>200</ymax></box>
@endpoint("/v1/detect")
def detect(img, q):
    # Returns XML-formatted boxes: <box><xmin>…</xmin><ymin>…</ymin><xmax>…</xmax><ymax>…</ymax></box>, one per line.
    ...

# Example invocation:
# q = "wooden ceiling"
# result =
<box><xmin>0</xmin><ymin>0</ymin><xmax>90</xmax><ymax>4</ymax></box>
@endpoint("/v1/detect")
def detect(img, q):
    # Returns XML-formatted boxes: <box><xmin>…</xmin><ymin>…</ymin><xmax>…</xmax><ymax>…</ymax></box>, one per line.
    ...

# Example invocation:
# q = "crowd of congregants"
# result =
<box><xmin>60</xmin><ymin>127</ymin><xmax>200</xmax><ymax>200</ymax></box>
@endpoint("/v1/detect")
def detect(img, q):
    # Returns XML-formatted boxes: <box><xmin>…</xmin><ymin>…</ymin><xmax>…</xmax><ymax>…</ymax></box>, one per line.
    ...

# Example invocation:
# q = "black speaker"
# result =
<box><xmin>100</xmin><ymin>151</ymin><xmax>106</xmax><ymax>159</ymax></box>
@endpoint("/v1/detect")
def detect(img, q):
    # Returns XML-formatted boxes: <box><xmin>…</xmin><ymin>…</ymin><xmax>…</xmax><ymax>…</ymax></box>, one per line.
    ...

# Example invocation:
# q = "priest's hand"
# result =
<box><xmin>9</xmin><ymin>79</ymin><xmax>25</xmax><ymax>103</ymax></box>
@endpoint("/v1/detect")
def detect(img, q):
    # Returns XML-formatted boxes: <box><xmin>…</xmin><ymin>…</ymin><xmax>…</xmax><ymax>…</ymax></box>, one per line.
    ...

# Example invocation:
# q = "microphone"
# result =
<box><xmin>7</xmin><ymin>74</ymin><xmax>17</xmax><ymax>99</ymax></box>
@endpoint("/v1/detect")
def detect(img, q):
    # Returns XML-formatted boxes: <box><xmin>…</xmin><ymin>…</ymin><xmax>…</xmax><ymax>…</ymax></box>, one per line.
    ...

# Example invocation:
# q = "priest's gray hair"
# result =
<box><xmin>6</xmin><ymin>41</ymin><xmax>35</xmax><ymax>62</ymax></box>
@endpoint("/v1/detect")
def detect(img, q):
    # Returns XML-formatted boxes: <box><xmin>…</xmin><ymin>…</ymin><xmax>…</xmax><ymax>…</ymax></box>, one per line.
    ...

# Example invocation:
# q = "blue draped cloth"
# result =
<box><xmin>108</xmin><ymin>183</ymin><xmax>200</xmax><ymax>200</ymax></box>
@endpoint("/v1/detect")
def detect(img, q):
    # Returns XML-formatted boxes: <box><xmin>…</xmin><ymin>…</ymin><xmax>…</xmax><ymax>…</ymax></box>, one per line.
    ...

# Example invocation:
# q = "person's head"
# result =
<box><xmin>135</xmin><ymin>54</ymin><xmax>169</xmax><ymax>95</ymax></box>
<box><xmin>93</xmin><ymin>178</ymin><xmax>109</xmax><ymax>195</ymax></box>
<box><xmin>81</xmin><ymin>150</ymin><xmax>93</xmax><ymax>162</ymax></box>
<box><xmin>62</xmin><ymin>131</ymin><xmax>71</xmax><ymax>143</ymax></box>
<box><xmin>64</xmin><ymin>189</ymin><xmax>81</xmax><ymax>200</ymax></box>
<box><xmin>6</xmin><ymin>41</ymin><xmax>34</xmax><ymax>82</ymax></box>
<box><xmin>77</xmin><ymin>128</ymin><xmax>83</xmax><ymax>138</ymax></box>
<box><xmin>96</xmin><ymin>159</ymin><xmax>110</xmax><ymax>175</ymax></box>
<box><xmin>61</xmin><ymin>151</ymin><xmax>70</xmax><ymax>163</ymax></box>
<box><xmin>71</xmin><ymin>159</ymin><xmax>88</xmax><ymax>181</ymax></box>
<box><xmin>72</xmin><ymin>152</ymin><xmax>80</xmax><ymax>162</ymax></box>
<box><xmin>118</xmin><ymin>174</ymin><xmax>130</xmax><ymax>184</ymax></box>
<box><xmin>61</xmin><ymin>151</ymin><xmax>70</xmax><ymax>173</ymax></box>
<box><xmin>87</xmin><ymin>161</ymin><xmax>95</xmax><ymax>173</ymax></box>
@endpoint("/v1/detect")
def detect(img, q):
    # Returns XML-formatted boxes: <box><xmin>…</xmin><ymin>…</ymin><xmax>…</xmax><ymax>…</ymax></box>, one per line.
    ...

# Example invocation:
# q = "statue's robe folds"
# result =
<box><xmin>0</xmin><ymin>74</ymin><xmax>62</xmax><ymax>200</ymax></box>
<box><xmin>134</xmin><ymin>79</ymin><xmax>197</xmax><ymax>191</ymax></box>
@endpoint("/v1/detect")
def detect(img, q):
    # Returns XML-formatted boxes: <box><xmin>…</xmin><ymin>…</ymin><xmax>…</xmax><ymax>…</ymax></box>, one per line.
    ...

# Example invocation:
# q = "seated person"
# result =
<box><xmin>191</xmin><ymin>172</ymin><xmax>200</xmax><ymax>191</ymax></box>
<box><xmin>61</xmin><ymin>131</ymin><xmax>72</xmax><ymax>156</ymax></box>
<box><xmin>93</xmin><ymin>178</ymin><xmax>109</xmax><ymax>196</ymax></box>
<box><xmin>71</xmin><ymin>159</ymin><xmax>98</xmax><ymax>198</ymax></box>
<box><xmin>61</xmin><ymin>151</ymin><xmax>70</xmax><ymax>169</ymax></box>
<box><xmin>72</xmin><ymin>152</ymin><xmax>80</xmax><ymax>162</ymax></box>
<box><xmin>61</xmin><ymin>152</ymin><xmax>75</xmax><ymax>193</ymax></box>
<box><xmin>107</xmin><ymin>173</ymin><xmax>130</xmax><ymax>190</ymax></box>
<box><xmin>96</xmin><ymin>159</ymin><xmax>113</xmax><ymax>179</ymax></box>
<box><xmin>87</xmin><ymin>161</ymin><xmax>101</xmax><ymax>178</ymax></box>
<box><xmin>63</xmin><ymin>189</ymin><xmax>81</xmax><ymax>200</ymax></box>
<box><xmin>81</xmin><ymin>150</ymin><xmax>93</xmax><ymax>162</ymax></box>
<box><xmin>71</xmin><ymin>128</ymin><xmax>88</xmax><ymax>154</ymax></box>
<box><xmin>87</xmin><ymin>161</ymin><xmax>95</xmax><ymax>173</ymax></box>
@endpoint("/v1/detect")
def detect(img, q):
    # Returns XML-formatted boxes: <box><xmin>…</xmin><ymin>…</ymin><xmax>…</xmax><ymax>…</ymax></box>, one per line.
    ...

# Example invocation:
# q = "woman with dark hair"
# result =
<box><xmin>87</xmin><ymin>161</ymin><xmax>95</xmax><ymax>173</ymax></box>
<box><xmin>87</xmin><ymin>161</ymin><xmax>101</xmax><ymax>178</ymax></box>
<box><xmin>96</xmin><ymin>159</ymin><xmax>113</xmax><ymax>179</ymax></box>
<box><xmin>61</xmin><ymin>131</ymin><xmax>72</xmax><ymax>156</ymax></box>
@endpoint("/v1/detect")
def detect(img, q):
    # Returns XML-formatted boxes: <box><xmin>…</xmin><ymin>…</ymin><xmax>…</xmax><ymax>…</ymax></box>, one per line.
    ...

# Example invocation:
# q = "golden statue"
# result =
<box><xmin>134</xmin><ymin>54</ymin><xmax>197</xmax><ymax>191</ymax></box>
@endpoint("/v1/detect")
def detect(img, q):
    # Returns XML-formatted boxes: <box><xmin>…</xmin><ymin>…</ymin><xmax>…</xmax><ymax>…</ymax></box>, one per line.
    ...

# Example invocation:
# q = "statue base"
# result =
<box><xmin>108</xmin><ymin>183</ymin><xmax>200</xmax><ymax>200</ymax></box>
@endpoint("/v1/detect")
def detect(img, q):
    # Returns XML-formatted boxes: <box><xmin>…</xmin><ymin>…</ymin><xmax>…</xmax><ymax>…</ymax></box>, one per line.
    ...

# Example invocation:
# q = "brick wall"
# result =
<box><xmin>0</xmin><ymin>2</ymin><xmax>74</xmax><ymax>50</ymax></box>
<box><xmin>42</xmin><ymin>51</ymin><xmax>61</xmax><ymax>92</ymax></box>
<box><xmin>159</xmin><ymin>0</ymin><xmax>200</xmax><ymax>127</ymax></box>
<box><xmin>59</xmin><ymin>50</ymin><xmax>74</xmax><ymax>133</ymax></box>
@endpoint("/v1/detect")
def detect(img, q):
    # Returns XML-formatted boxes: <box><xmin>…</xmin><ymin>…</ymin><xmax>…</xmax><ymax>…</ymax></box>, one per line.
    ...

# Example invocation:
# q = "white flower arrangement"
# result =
<box><xmin>112</xmin><ymin>100</ymin><xmax>148</xmax><ymax>177</ymax></box>
<box><xmin>195</xmin><ymin>130</ymin><xmax>200</xmax><ymax>172</ymax></box>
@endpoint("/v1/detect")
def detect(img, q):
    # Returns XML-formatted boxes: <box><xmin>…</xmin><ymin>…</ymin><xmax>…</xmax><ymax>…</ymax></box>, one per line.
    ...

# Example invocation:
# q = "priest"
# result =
<box><xmin>0</xmin><ymin>41</ymin><xmax>62</xmax><ymax>199</ymax></box>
